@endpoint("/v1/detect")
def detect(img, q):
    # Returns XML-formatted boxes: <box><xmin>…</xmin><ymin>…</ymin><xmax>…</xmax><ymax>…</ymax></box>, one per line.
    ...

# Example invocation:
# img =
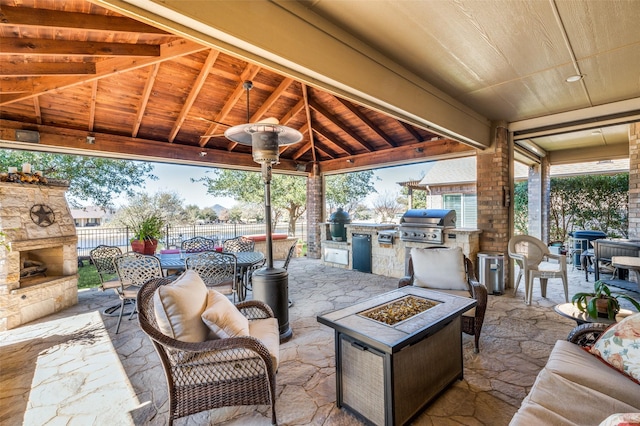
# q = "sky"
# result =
<box><xmin>112</xmin><ymin>161</ymin><xmax>431</xmax><ymax>209</ymax></box>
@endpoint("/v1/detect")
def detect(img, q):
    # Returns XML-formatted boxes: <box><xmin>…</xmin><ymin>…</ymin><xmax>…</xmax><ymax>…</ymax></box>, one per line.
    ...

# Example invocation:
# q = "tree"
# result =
<box><xmin>0</xmin><ymin>150</ymin><xmax>156</xmax><ymax>208</ymax></box>
<box><xmin>372</xmin><ymin>192</ymin><xmax>403</xmax><ymax>222</ymax></box>
<box><xmin>111</xmin><ymin>191</ymin><xmax>185</xmax><ymax>235</ymax></box>
<box><xmin>325</xmin><ymin>171</ymin><xmax>378</xmax><ymax>215</ymax></box>
<box><xmin>195</xmin><ymin>170</ymin><xmax>306</xmax><ymax>235</ymax></box>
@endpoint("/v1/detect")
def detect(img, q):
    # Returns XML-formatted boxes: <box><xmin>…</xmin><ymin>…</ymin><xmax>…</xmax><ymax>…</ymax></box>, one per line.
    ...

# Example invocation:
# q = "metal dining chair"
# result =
<box><xmin>90</xmin><ymin>245</ymin><xmax>123</xmax><ymax>315</ymax></box>
<box><xmin>181</xmin><ymin>236</ymin><xmax>217</xmax><ymax>253</ymax></box>
<box><xmin>185</xmin><ymin>251</ymin><xmax>238</xmax><ymax>301</ymax></box>
<box><xmin>222</xmin><ymin>236</ymin><xmax>255</xmax><ymax>253</ymax></box>
<box><xmin>113</xmin><ymin>252</ymin><xmax>163</xmax><ymax>333</ymax></box>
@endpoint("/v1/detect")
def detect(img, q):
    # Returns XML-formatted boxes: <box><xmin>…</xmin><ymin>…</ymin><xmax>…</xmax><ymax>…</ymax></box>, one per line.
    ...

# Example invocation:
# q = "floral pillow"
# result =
<box><xmin>598</xmin><ymin>412</ymin><xmax>640</xmax><ymax>426</ymax></box>
<box><xmin>590</xmin><ymin>312</ymin><xmax>640</xmax><ymax>383</ymax></box>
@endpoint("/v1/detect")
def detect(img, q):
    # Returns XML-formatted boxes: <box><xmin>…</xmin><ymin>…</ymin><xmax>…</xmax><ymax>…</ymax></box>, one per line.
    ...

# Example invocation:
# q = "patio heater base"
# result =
<box><xmin>252</xmin><ymin>266</ymin><xmax>292</xmax><ymax>342</ymax></box>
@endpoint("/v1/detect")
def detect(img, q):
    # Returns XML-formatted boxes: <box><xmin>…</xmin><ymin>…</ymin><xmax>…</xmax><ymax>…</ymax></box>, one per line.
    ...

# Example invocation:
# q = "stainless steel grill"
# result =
<box><xmin>399</xmin><ymin>209</ymin><xmax>456</xmax><ymax>244</ymax></box>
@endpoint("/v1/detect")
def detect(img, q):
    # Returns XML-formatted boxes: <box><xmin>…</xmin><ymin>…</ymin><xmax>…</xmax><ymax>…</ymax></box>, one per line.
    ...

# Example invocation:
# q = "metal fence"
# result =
<box><xmin>76</xmin><ymin>222</ymin><xmax>307</xmax><ymax>259</ymax></box>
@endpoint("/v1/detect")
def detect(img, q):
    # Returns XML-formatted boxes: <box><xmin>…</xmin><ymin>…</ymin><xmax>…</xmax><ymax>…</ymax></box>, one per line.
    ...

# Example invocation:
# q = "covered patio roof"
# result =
<box><xmin>1</xmin><ymin>0</ymin><xmax>638</xmax><ymax>174</ymax></box>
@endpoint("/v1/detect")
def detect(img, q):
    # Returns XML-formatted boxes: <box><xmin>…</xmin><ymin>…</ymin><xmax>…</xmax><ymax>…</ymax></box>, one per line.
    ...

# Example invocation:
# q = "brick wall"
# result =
<box><xmin>306</xmin><ymin>174</ymin><xmax>323</xmax><ymax>259</ymax></box>
<box><xmin>527</xmin><ymin>158</ymin><xmax>550</xmax><ymax>242</ymax></box>
<box><xmin>629</xmin><ymin>122</ymin><xmax>640</xmax><ymax>238</ymax></box>
<box><xmin>476</xmin><ymin>123</ymin><xmax>511</xmax><ymax>285</ymax></box>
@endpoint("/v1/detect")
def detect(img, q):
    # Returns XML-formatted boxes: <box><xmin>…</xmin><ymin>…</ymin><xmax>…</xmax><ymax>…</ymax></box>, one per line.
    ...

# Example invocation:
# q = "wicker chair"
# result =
<box><xmin>113</xmin><ymin>252</ymin><xmax>163</xmax><ymax>333</ymax></box>
<box><xmin>185</xmin><ymin>251</ymin><xmax>237</xmax><ymax>301</ymax></box>
<box><xmin>137</xmin><ymin>277</ymin><xmax>278</xmax><ymax>425</ymax></box>
<box><xmin>222</xmin><ymin>236</ymin><xmax>255</xmax><ymax>253</ymax></box>
<box><xmin>399</xmin><ymin>247</ymin><xmax>488</xmax><ymax>353</ymax></box>
<box><xmin>181</xmin><ymin>236</ymin><xmax>217</xmax><ymax>253</ymax></box>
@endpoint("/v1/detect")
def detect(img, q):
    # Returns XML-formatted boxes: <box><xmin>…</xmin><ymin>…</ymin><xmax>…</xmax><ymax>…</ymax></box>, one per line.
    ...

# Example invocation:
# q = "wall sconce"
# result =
<box><xmin>199</xmin><ymin>151</ymin><xmax>207</xmax><ymax>157</ymax></box>
<box><xmin>86</xmin><ymin>136</ymin><xmax>95</xmax><ymax>144</ymax></box>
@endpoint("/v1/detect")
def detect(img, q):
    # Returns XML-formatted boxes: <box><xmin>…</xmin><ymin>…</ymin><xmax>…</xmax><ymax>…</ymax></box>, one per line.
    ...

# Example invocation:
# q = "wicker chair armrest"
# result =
<box><xmin>398</xmin><ymin>275</ymin><xmax>413</xmax><ymax>288</ymax></box>
<box><xmin>567</xmin><ymin>322</ymin><xmax>610</xmax><ymax>347</ymax></box>
<box><xmin>144</xmin><ymin>324</ymin><xmax>275</xmax><ymax>368</ymax></box>
<box><xmin>469</xmin><ymin>279</ymin><xmax>488</xmax><ymax>311</ymax></box>
<box><xmin>235</xmin><ymin>300</ymin><xmax>275</xmax><ymax>319</ymax></box>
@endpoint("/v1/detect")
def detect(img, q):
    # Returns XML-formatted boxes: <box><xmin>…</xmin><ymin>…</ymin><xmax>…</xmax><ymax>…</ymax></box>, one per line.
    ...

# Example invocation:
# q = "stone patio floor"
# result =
<box><xmin>1</xmin><ymin>257</ymin><xmax>638</xmax><ymax>426</ymax></box>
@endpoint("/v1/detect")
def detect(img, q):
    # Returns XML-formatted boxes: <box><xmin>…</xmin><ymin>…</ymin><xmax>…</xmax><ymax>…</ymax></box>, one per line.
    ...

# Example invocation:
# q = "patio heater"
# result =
<box><xmin>224</xmin><ymin>81</ymin><xmax>303</xmax><ymax>341</ymax></box>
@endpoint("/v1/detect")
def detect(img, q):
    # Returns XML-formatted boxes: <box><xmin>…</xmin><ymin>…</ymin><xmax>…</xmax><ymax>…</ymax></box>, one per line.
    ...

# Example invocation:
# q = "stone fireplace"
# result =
<box><xmin>0</xmin><ymin>181</ymin><xmax>78</xmax><ymax>331</ymax></box>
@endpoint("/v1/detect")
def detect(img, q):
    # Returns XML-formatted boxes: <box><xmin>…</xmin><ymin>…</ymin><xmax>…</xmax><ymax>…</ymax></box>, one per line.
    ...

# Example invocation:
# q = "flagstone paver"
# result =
<box><xmin>1</xmin><ymin>257</ymin><xmax>637</xmax><ymax>425</ymax></box>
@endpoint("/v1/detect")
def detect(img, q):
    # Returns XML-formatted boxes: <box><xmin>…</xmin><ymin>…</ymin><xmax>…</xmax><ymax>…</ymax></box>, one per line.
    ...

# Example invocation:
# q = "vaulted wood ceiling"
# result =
<box><xmin>0</xmin><ymin>0</ymin><xmax>473</xmax><ymax>174</ymax></box>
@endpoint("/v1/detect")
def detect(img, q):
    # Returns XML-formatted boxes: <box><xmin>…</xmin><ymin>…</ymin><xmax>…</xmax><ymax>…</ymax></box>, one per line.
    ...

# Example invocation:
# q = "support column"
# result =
<box><xmin>527</xmin><ymin>158</ymin><xmax>550</xmax><ymax>242</ymax></box>
<box><xmin>629</xmin><ymin>122</ymin><xmax>640</xmax><ymax>239</ymax></box>
<box><xmin>477</xmin><ymin>122</ymin><xmax>511</xmax><ymax>286</ymax></box>
<box><xmin>306</xmin><ymin>171</ymin><xmax>323</xmax><ymax>259</ymax></box>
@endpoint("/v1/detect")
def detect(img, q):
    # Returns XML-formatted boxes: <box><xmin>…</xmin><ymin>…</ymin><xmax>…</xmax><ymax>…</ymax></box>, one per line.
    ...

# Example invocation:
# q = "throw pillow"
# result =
<box><xmin>410</xmin><ymin>247</ymin><xmax>468</xmax><ymax>291</ymax></box>
<box><xmin>598</xmin><ymin>413</ymin><xmax>640</xmax><ymax>426</ymax></box>
<box><xmin>153</xmin><ymin>270</ymin><xmax>209</xmax><ymax>342</ymax></box>
<box><xmin>590</xmin><ymin>312</ymin><xmax>640</xmax><ymax>383</ymax></box>
<box><xmin>201</xmin><ymin>289</ymin><xmax>250</xmax><ymax>338</ymax></box>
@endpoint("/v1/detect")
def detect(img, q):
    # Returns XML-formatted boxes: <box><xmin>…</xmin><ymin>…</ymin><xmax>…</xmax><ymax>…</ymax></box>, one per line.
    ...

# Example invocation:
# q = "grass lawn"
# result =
<box><xmin>77</xmin><ymin>260</ymin><xmax>106</xmax><ymax>289</ymax></box>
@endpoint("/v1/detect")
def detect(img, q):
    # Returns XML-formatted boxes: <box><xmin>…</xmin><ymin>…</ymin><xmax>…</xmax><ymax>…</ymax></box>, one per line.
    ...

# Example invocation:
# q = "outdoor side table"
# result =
<box><xmin>554</xmin><ymin>302</ymin><xmax>633</xmax><ymax>326</ymax></box>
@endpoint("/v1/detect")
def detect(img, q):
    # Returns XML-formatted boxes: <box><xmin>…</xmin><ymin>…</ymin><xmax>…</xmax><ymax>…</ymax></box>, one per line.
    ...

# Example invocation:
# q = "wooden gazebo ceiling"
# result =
<box><xmin>0</xmin><ymin>0</ymin><xmax>473</xmax><ymax>174</ymax></box>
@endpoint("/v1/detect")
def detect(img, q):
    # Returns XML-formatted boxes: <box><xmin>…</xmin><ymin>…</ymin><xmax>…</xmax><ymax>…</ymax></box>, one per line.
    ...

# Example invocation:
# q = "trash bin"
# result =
<box><xmin>570</xmin><ymin>230</ymin><xmax>607</xmax><ymax>267</ymax></box>
<box><xmin>477</xmin><ymin>252</ymin><xmax>504</xmax><ymax>295</ymax></box>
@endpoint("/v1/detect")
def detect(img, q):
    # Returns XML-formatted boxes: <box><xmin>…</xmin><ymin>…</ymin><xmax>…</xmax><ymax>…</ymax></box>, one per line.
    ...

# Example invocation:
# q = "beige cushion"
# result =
<box><xmin>153</xmin><ymin>270</ymin><xmax>209</xmax><ymax>343</ymax></box>
<box><xmin>201</xmin><ymin>289</ymin><xmax>250</xmax><ymax>338</ymax></box>
<box><xmin>536</xmin><ymin>261</ymin><xmax>562</xmax><ymax>272</ymax></box>
<box><xmin>249</xmin><ymin>317</ymin><xmax>280</xmax><ymax>369</ymax></box>
<box><xmin>510</xmin><ymin>340</ymin><xmax>640</xmax><ymax>426</ymax></box>
<box><xmin>411</xmin><ymin>247</ymin><xmax>467</xmax><ymax>291</ymax></box>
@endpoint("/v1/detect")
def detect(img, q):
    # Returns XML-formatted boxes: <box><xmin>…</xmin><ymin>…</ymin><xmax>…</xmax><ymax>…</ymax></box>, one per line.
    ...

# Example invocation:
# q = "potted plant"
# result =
<box><xmin>129</xmin><ymin>213</ymin><xmax>164</xmax><ymax>255</ymax></box>
<box><xmin>571</xmin><ymin>280</ymin><xmax>640</xmax><ymax>320</ymax></box>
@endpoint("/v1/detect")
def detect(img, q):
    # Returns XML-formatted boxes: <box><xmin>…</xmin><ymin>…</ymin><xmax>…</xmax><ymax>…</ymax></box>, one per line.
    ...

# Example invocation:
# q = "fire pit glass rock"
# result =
<box><xmin>359</xmin><ymin>295</ymin><xmax>439</xmax><ymax>325</ymax></box>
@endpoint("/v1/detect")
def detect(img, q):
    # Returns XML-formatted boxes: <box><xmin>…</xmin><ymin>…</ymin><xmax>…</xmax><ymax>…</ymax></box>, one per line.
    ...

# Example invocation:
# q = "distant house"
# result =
<box><xmin>398</xmin><ymin>157</ymin><xmax>629</xmax><ymax>229</ymax></box>
<box><xmin>70</xmin><ymin>206</ymin><xmax>115</xmax><ymax>227</ymax></box>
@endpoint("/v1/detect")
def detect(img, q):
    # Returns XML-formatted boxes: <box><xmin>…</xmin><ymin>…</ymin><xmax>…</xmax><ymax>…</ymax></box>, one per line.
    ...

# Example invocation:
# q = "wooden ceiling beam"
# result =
<box><xmin>88</xmin><ymin>81</ymin><xmax>97</xmax><ymax>132</ymax></box>
<box><xmin>225</xmin><ymin>76</ymin><xmax>295</xmax><ymax>151</ymax></box>
<box><xmin>168</xmin><ymin>49</ymin><xmax>220</xmax><ymax>142</ymax></box>
<box><xmin>250</xmin><ymin>77</ymin><xmax>293</xmax><ymax>123</ymax></box>
<box><xmin>132</xmin><ymin>64</ymin><xmax>160</xmax><ymax>137</ymax></box>
<box><xmin>0</xmin><ymin>5</ymin><xmax>168</xmax><ymax>34</ymax></box>
<box><xmin>335</xmin><ymin>97</ymin><xmax>397</xmax><ymax>148</ymax></box>
<box><xmin>320</xmin><ymin>139</ymin><xmax>475</xmax><ymax>173</ymax></box>
<box><xmin>0</xmin><ymin>118</ymin><xmax>301</xmax><ymax>172</ymax></box>
<box><xmin>0</xmin><ymin>62</ymin><xmax>96</xmax><ymax>76</ymax></box>
<box><xmin>33</xmin><ymin>97</ymin><xmax>42</xmax><ymax>125</ymax></box>
<box><xmin>312</xmin><ymin>126</ymin><xmax>353</xmax><ymax>155</ymax></box>
<box><xmin>400</xmin><ymin>121</ymin><xmax>425</xmax><ymax>142</ymax></box>
<box><xmin>0</xmin><ymin>37</ymin><xmax>161</xmax><ymax>57</ymax></box>
<box><xmin>199</xmin><ymin>64</ymin><xmax>261</xmax><ymax>148</ymax></box>
<box><xmin>309</xmin><ymin>99</ymin><xmax>375</xmax><ymax>152</ymax></box>
<box><xmin>0</xmin><ymin>39</ymin><xmax>206</xmax><ymax>105</ymax></box>
<box><xmin>280</xmin><ymin>98</ymin><xmax>305</xmax><ymax>125</ymax></box>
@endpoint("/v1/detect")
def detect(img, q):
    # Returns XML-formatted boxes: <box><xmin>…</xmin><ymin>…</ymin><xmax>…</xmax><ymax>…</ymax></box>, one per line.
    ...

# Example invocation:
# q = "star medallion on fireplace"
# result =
<box><xmin>30</xmin><ymin>204</ymin><xmax>55</xmax><ymax>227</ymax></box>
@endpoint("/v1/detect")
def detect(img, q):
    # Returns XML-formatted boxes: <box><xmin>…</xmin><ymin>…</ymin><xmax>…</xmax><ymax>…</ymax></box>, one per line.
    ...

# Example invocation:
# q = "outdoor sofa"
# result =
<box><xmin>510</xmin><ymin>314</ymin><xmax>640</xmax><ymax>426</ymax></box>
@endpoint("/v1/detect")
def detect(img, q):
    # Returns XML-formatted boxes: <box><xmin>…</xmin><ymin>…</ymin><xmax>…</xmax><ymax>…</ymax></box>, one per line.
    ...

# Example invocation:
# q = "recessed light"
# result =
<box><xmin>565</xmin><ymin>74</ymin><xmax>584</xmax><ymax>83</ymax></box>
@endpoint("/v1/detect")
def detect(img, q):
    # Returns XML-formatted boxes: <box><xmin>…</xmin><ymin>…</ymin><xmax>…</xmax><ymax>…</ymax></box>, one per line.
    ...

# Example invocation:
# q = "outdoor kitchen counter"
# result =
<box><xmin>320</xmin><ymin>224</ymin><xmax>481</xmax><ymax>278</ymax></box>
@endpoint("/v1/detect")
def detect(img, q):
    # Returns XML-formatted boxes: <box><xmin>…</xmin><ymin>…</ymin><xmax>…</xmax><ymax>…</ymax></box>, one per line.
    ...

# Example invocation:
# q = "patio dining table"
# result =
<box><xmin>156</xmin><ymin>251</ymin><xmax>265</xmax><ymax>300</ymax></box>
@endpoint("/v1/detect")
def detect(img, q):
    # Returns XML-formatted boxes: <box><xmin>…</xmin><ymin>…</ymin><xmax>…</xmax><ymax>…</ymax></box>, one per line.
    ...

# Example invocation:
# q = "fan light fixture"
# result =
<box><xmin>224</xmin><ymin>80</ymin><xmax>303</xmax><ymax>342</ymax></box>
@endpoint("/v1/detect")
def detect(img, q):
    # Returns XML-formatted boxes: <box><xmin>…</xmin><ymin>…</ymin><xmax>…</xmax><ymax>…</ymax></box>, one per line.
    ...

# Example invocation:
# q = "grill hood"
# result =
<box><xmin>399</xmin><ymin>209</ymin><xmax>456</xmax><ymax>228</ymax></box>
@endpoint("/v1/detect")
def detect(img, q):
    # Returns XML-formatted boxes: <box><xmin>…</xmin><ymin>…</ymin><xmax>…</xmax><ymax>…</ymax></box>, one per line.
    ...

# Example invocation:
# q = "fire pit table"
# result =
<box><xmin>317</xmin><ymin>286</ymin><xmax>476</xmax><ymax>426</ymax></box>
